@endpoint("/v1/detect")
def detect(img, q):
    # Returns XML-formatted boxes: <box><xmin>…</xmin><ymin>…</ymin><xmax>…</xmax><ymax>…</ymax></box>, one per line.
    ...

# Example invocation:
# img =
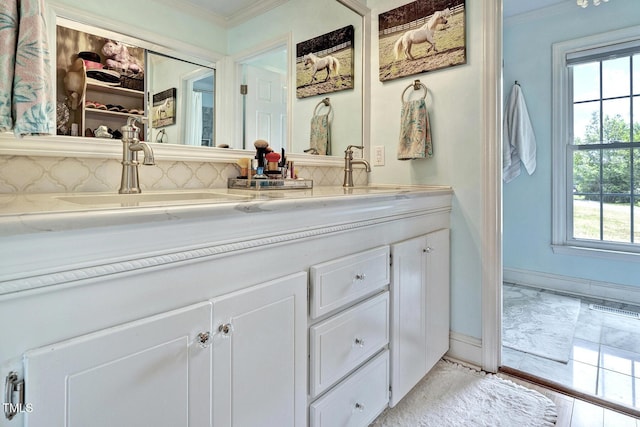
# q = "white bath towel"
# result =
<box><xmin>0</xmin><ymin>0</ymin><xmax>55</xmax><ymax>136</ymax></box>
<box><xmin>503</xmin><ymin>83</ymin><xmax>536</xmax><ymax>183</ymax></box>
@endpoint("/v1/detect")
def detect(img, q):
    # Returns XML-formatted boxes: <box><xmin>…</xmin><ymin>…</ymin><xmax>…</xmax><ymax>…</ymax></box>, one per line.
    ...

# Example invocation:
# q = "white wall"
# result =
<box><xmin>503</xmin><ymin>0</ymin><xmax>640</xmax><ymax>288</ymax></box>
<box><xmin>367</xmin><ymin>0</ymin><xmax>484</xmax><ymax>340</ymax></box>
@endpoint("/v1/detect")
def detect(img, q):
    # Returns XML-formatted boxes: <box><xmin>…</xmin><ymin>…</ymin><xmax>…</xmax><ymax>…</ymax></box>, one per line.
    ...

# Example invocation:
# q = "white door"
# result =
<box><xmin>24</xmin><ymin>302</ymin><xmax>212</xmax><ymax>427</ymax></box>
<box><xmin>244</xmin><ymin>64</ymin><xmax>287</xmax><ymax>152</ymax></box>
<box><xmin>389</xmin><ymin>229</ymin><xmax>450</xmax><ymax>407</ymax></box>
<box><xmin>211</xmin><ymin>272</ymin><xmax>307</xmax><ymax>427</ymax></box>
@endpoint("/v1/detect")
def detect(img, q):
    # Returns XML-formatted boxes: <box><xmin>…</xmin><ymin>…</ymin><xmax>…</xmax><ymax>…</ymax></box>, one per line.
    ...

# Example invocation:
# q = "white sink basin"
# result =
<box><xmin>56</xmin><ymin>191</ymin><xmax>248</xmax><ymax>206</ymax></box>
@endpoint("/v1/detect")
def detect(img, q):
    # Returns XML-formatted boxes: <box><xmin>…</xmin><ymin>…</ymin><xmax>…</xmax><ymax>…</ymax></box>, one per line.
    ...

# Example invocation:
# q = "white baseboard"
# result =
<box><xmin>504</xmin><ymin>268</ymin><xmax>640</xmax><ymax>306</ymax></box>
<box><xmin>447</xmin><ymin>331</ymin><xmax>482</xmax><ymax>367</ymax></box>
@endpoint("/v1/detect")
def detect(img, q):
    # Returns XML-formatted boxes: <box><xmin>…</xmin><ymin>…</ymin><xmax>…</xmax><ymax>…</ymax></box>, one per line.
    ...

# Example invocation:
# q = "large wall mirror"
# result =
<box><xmin>43</xmin><ymin>0</ymin><xmax>369</xmax><ymax>162</ymax></box>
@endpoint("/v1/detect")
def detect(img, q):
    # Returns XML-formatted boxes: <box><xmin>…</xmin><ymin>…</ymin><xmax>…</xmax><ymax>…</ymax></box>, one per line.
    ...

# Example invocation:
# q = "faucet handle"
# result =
<box><xmin>345</xmin><ymin>145</ymin><xmax>364</xmax><ymax>153</ymax></box>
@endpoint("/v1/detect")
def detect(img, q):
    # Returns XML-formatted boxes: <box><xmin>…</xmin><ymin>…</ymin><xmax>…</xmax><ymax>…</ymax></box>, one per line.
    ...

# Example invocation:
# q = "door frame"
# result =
<box><xmin>481</xmin><ymin>0</ymin><xmax>503</xmax><ymax>373</ymax></box>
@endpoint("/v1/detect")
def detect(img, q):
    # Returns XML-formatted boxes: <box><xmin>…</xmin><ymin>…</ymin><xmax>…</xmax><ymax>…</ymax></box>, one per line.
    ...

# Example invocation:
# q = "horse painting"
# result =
<box><xmin>394</xmin><ymin>8</ymin><xmax>451</xmax><ymax>61</ymax></box>
<box><xmin>303</xmin><ymin>53</ymin><xmax>341</xmax><ymax>84</ymax></box>
<box><xmin>155</xmin><ymin>97</ymin><xmax>172</xmax><ymax>120</ymax></box>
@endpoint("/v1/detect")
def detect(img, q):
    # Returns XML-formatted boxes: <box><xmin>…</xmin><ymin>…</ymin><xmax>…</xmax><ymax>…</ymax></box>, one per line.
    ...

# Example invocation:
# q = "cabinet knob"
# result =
<box><xmin>354</xmin><ymin>337</ymin><xmax>365</xmax><ymax>348</ymax></box>
<box><xmin>197</xmin><ymin>331</ymin><xmax>211</xmax><ymax>348</ymax></box>
<box><xmin>354</xmin><ymin>402</ymin><xmax>365</xmax><ymax>412</ymax></box>
<box><xmin>218</xmin><ymin>323</ymin><xmax>233</xmax><ymax>336</ymax></box>
<box><xmin>423</xmin><ymin>246</ymin><xmax>433</xmax><ymax>253</ymax></box>
<box><xmin>354</xmin><ymin>273</ymin><xmax>366</xmax><ymax>281</ymax></box>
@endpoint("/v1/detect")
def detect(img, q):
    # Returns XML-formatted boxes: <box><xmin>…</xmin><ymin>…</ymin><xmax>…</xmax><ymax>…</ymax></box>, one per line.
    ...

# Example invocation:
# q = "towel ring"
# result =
<box><xmin>313</xmin><ymin>97</ymin><xmax>332</xmax><ymax>116</ymax></box>
<box><xmin>401</xmin><ymin>79</ymin><xmax>427</xmax><ymax>103</ymax></box>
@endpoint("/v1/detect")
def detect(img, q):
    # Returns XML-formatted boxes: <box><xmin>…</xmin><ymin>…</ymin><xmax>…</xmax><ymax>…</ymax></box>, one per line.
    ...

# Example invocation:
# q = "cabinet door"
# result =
<box><xmin>211</xmin><ymin>272</ymin><xmax>307</xmax><ymax>427</ymax></box>
<box><xmin>425</xmin><ymin>228</ymin><xmax>450</xmax><ymax>370</ymax></box>
<box><xmin>24</xmin><ymin>302</ymin><xmax>212</xmax><ymax>427</ymax></box>
<box><xmin>389</xmin><ymin>229</ymin><xmax>449</xmax><ymax>407</ymax></box>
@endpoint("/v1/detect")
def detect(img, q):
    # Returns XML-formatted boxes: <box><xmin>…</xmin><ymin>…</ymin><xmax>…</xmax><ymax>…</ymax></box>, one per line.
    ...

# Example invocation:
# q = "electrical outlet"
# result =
<box><xmin>374</xmin><ymin>145</ymin><xmax>385</xmax><ymax>166</ymax></box>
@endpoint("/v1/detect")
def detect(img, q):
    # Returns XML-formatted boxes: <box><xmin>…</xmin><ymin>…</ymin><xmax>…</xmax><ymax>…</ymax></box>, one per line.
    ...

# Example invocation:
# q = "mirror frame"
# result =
<box><xmin>0</xmin><ymin>0</ymin><xmax>370</xmax><ymax>168</ymax></box>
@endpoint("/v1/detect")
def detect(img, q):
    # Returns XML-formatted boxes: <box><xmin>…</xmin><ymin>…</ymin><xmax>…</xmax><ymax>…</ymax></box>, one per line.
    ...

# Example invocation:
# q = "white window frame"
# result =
<box><xmin>551</xmin><ymin>25</ymin><xmax>640</xmax><ymax>261</ymax></box>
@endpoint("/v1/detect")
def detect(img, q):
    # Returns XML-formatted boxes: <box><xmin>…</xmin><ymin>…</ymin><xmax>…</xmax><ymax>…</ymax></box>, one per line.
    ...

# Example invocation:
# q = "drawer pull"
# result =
<box><xmin>354</xmin><ymin>337</ymin><xmax>365</xmax><ymax>348</ymax></box>
<box><xmin>218</xmin><ymin>323</ymin><xmax>233</xmax><ymax>336</ymax></box>
<box><xmin>354</xmin><ymin>273</ymin><xmax>366</xmax><ymax>281</ymax></box>
<box><xmin>354</xmin><ymin>402</ymin><xmax>365</xmax><ymax>412</ymax></box>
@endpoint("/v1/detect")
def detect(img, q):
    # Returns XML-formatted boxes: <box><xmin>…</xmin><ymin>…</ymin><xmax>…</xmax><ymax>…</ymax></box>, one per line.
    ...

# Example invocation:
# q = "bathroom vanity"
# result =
<box><xmin>0</xmin><ymin>185</ymin><xmax>451</xmax><ymax>426</ymax></box>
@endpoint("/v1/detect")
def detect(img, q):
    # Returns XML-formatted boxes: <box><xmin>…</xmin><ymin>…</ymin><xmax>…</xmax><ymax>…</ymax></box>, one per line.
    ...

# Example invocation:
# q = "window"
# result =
<box><xmin>552</xmin><ymin>27</ymin><xmax>640</xmax><ymax>258</ymax></box>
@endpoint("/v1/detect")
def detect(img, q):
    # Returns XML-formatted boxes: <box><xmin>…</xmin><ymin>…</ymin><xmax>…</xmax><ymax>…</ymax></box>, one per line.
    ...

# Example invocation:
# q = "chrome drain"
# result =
<box><xmin>589</xmin><ymin>303</ymin><xmax>640</xmax><ymax>319</ymax></box>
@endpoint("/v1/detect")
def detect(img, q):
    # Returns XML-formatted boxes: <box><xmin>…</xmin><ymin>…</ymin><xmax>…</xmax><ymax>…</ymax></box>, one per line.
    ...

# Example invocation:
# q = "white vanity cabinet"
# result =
<box><xmin>389</xmin><ymin>228</ymin><xmax>450</xmax><ymax>407</ymax></box>
<box><xmin>23</xmin><ymin>302</ymin><xmax>213</xmax><ymax>427</ymax></box>
<box><xmin>0</xmin><ymin>186</ymin><xmax>452</xmax><ymax>427</ymax></box>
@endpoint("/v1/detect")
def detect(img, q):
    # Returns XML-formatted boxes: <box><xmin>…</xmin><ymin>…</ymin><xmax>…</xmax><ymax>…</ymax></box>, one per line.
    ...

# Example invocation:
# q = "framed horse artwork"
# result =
<box><xmin>296</xmin><ymin>25</ymin><xmax>354</xmax><ymax>98</ymax></box>
<box><xmin>378</xmin><ymin>0</ymin><xmax>466</xmax><ymax>82</ymax></box>
<box><xmin>152</xmin><ymin>88</ymin><xmax>176</xmax><ymax>128</ymax></box>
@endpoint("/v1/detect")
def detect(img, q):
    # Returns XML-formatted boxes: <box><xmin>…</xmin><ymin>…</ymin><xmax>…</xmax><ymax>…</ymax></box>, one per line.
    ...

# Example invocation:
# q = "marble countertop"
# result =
<box><xmin>0</xmin><ymin>185</ymin><xmax>452</xmax><ymax>237</ymax></box>
<box><xmin>0</xmin><ymin>185</ymin><xmax>452</xmax><ymax>231</ymax></box>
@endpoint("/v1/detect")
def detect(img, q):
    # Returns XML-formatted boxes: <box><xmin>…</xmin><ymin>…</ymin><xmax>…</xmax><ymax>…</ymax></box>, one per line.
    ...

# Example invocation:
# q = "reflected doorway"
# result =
<box><xmin>238</xmin><ymin>45</ymin><xmax>287</xmax><ymax>152</ymax></box>
<box><xmin>182</xmin><ymin>70</ymin><xmax>215</xmax><ymax>147</ymax></box>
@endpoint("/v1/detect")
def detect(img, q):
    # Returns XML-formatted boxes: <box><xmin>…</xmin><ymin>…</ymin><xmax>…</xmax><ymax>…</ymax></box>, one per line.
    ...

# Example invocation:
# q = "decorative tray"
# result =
<box><xmin>227</xmin><ymin>178</ymin><xmax>313</xmax><ymax>190</ymax></box>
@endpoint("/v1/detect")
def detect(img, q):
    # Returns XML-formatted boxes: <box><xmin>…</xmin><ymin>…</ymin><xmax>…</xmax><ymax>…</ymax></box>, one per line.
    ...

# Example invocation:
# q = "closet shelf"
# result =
<box><xmin>86</xmin><ymin>82</ymin><xmax>144</xmax><ymax>98</ymax></box>
<box><xmin>85</xmin><ymin>108</ymin><xmax>144</xmax><ymax>119</ymax></box>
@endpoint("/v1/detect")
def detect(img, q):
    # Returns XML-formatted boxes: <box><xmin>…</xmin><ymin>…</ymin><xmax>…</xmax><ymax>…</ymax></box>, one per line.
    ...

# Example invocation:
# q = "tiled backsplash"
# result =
<box><xmin>0</xmin><ymin>154</ymin><xmax>366</xmax><ymax>193</ymax></box>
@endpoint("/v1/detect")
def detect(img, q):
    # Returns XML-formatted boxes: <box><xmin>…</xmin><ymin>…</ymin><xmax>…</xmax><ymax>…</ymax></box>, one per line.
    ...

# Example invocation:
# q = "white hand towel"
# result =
<box><xmin>503</xmin><ymin>84</ymin><xmax>536</xmax><ymax>183</ymax></box>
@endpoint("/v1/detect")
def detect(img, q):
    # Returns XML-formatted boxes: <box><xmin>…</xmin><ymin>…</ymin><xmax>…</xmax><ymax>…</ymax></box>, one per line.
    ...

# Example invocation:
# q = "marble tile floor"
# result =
<box><xmin>502</xmin><ymin>285</ymin><xmax>640</xmax><ymax>412</ymax></box>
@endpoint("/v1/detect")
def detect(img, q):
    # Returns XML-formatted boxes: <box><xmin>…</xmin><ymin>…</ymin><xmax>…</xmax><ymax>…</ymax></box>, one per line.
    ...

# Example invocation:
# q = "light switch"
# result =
<box><xmin>374</xmin><ymin>145</ymin><xmax>385</xmax><ymax>166</ymax></box>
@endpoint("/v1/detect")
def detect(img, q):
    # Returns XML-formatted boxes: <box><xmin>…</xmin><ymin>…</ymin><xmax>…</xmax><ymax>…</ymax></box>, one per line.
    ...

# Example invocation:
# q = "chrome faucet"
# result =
<box><xmin>119</xmin><ymin>117</ymin><xmax>155</xmax><ymax>194</ymax></box>
<box><xmin>343</xmin><ymin>145</ymin><xmax>371</xmax><ymax>187</ymax></box>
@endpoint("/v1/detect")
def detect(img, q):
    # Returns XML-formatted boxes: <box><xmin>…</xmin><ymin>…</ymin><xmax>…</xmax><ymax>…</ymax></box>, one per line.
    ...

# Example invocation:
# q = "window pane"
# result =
<box><xmin>574</xmin><ymin>101</ymin><xmax>599</xmax><ymax>144</ymax></box>
<box><xmin>602</xmin><ymin>98</ymin><xmax>630</xmax><ymax>142</ymax></box>
<box><xmin>603</xmin><ymin>197</ymin><xmax>631</xmax><ymax>242</ymax></box>
<box><xmin>573</xmin><ymin>149</ymin><xmax>601</xmax><ymax>196</ymax></box>
<box><xmin>602</xmin><ymin>57</ymin><xmax>629</xmax><ymax>99</ymax></box>
<box><xmin>573</xmin><ymin>62</ymin><xmax>600</xmax><ymax>103</ymax></box>
<box><xmin>602</xmin><ymin>148</ymin><xmax>630</xmax><ymax>197</ymax></box>
<box><xmin>573</xmin><ymin>196</ymin><xmax>601</xmax><ymax>240</ymax></box>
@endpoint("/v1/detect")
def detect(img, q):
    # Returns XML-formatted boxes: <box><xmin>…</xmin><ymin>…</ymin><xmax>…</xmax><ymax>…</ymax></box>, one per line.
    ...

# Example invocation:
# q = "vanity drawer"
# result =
<box><xmin>310</xmin><ymin>246</ymin><xmax>390</xmax><ymax>319</ymax></box>
<box><xmin>309</xmin><ymin>291</ymin><xmax>389</xmax><ymax>397</ymax></box>
<box><xmin>309</xmin><ymin>349</ymin><xmax>389</xmax><ymax>427</ymax></box>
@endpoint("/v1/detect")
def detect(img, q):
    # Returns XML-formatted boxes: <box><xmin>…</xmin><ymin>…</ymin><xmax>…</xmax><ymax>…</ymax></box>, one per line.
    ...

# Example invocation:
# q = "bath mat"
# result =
<box><xmin>503</xmin><ymin>284</ymin><xmax>581</xmax><ymax>363</ymax></box>
<box><xmin>371</xmin><ymin>359</ymin><xmax>557</xmax><ymax>427</ymax></box>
